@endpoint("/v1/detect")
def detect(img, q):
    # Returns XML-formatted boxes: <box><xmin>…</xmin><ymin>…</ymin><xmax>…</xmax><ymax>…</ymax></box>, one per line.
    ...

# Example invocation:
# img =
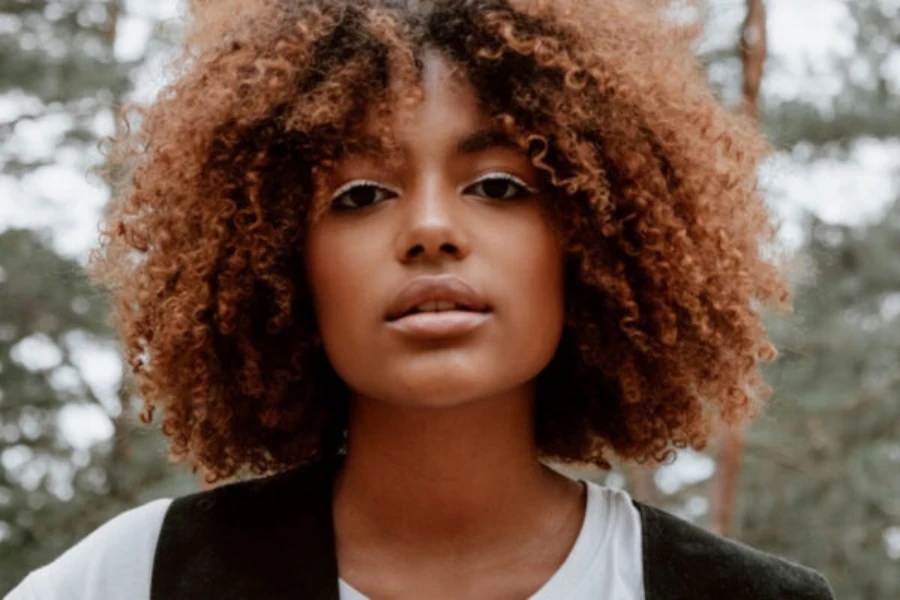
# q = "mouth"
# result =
<box><xmin>386</xmin><ymin>309</ymin><xmax>492</xmax><ymax>338</ymax></box>
<box><xmin>385</xmin><ymin>274</ymin><xmax>492</xmax><ymax>338</ymax></box>
<box><xmin>385</xmin><ymin>274</ymin><xmax>491</xmax><ymax>321</ymax></box>
<box><xmin>389</xmin><ymin>300</ymin><xmax>490</xmax><ymax>321</ymax></box>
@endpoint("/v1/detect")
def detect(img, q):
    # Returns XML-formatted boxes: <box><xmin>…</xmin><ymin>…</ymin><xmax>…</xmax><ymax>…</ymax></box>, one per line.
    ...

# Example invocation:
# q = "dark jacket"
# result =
<box><xmin>151</xmin><ymin>456</ymin><xmax>835</xmax><ymax>599</ymax></box>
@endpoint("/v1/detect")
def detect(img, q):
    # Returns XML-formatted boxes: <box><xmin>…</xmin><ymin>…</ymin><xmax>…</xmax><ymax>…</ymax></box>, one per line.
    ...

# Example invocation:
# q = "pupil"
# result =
<box><xmin>482</xmin><ymin>179</ymin><xmax>511</xmax><ymax>198</ymax></box>
<box><xmin>349</xmin><ymin>186</ymin><xmax>376</xmax><ymax>206</ymax></box>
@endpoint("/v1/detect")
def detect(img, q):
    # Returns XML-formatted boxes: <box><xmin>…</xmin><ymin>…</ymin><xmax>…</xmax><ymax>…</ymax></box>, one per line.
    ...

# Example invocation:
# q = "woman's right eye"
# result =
<box><xmin>329</xmin><ymin>180</ymin><xmax>398</xmax><ymax>210</ymax></box>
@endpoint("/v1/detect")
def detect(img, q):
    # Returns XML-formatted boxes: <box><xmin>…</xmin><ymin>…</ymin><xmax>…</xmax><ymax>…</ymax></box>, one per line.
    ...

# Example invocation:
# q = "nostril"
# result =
<box><xmin>404</xmin><ymin>242</ymin><xmax>460</xmax><ymax>261</ymax></box>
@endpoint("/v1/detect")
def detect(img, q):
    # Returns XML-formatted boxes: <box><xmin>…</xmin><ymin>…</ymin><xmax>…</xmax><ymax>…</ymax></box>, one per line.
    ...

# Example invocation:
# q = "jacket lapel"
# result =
<box><xmin>151</xmin><ymin>456</ymin><xmax>341</xmax><ymax>600</ymax></box>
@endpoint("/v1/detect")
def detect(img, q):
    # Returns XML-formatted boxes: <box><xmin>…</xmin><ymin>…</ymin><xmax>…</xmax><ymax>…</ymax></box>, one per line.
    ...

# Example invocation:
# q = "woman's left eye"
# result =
<box><xmin>463</xmin><ymin>174</ymin><xmax>537</xmax><ymax>200</ymax></box>
<box><xmin>329</xmin><ymin>180</ymin><xmax>399</xmax><ymax>210</ymax></box>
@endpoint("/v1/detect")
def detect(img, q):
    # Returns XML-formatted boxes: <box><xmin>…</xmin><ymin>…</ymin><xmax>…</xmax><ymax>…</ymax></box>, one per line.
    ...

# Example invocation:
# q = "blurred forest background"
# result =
<box><xmin>1</xmin><ymin>0</ymin><xmax>899</xmax><ymax>597</ymax></box>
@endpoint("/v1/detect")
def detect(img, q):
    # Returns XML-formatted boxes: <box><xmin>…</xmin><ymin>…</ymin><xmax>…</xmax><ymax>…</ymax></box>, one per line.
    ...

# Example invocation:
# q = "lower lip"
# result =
<box><xmin>386</xmin><ymin>311</ymin><xmax>492</xmax><ymax>338</ymax></box>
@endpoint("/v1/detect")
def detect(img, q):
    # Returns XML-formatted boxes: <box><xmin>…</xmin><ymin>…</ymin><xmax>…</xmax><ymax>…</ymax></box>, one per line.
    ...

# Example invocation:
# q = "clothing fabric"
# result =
<box><xmin>6</xmin><ymin>498</ymin><xmax>170</xmax><ymax>600</ymax></box>
<box><xmin>5</xmin><ymin>479</ymin><xmax>644</xmax><ymax>600</ymax></box>
<box><xmin>336</xmin><ymin>479</ymin><xmax>644</xmax><ymax>599</ymax></box>
<box><xmin>6</xmin><ymin>455</ymin><xmax>835</xmax><ymax>600</ymax></box>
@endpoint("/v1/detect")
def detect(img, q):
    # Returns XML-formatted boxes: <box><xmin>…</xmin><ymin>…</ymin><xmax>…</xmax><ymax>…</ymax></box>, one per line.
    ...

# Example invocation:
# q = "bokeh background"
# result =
<box><xmin>1</xmin><ymin>0</ymin><xmax>899</xmax><ymax>597</ymax></box>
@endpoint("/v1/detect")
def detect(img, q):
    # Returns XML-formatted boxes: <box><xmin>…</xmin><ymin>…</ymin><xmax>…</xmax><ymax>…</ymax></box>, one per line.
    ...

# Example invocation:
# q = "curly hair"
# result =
<box><xmin>89</xmin><ymin>0</ymin><xmax>791</xmax><ymax>483</ymax></box>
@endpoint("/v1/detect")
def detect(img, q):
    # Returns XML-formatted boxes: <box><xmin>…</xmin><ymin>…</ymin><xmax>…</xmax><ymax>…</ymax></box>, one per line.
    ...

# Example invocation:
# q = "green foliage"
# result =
<box><xmin>0</xmin><ymin>229</ymin><xmax>197</xmax><ymax>593</ymax></box>
<box><xmin>627</xmin><ymin>2</ymin><xmax>900</xmax><ymax>597</ymax></box>
<box><xmin>739</xmin><ymin>202</ymin><xmax>900</xmax><ymax>600</ymax></box>
<box><xmin>0</xmin><ymin>1</ymin><xmax>197</xmax><ymax>593</ymax></box>
<box><xmin>733</xmin><ymin>1</ymin><xmax>900</xmax><ymax>596</ymax></box>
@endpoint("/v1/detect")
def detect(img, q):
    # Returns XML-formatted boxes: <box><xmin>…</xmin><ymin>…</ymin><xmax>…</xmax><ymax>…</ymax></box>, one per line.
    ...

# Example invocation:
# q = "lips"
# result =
<box><xmin>385</xmin><ymin>274</ymin><xmax>491</xmax><ymax>322</ymax></box>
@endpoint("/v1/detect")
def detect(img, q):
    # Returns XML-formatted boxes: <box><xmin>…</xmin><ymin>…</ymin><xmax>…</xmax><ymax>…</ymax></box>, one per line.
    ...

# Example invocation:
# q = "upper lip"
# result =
<box><xmin>385</xmin><ymin>274</ymin><xmax>491</xmax><ymax>321</ymax></box>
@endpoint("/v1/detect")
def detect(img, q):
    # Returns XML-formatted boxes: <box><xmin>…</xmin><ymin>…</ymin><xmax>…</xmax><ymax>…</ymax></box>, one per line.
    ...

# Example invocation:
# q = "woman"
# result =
<box><xmin>8</xmin><ymin>0</ymin><xmax>835</xmax><ymax>598</ymax></box>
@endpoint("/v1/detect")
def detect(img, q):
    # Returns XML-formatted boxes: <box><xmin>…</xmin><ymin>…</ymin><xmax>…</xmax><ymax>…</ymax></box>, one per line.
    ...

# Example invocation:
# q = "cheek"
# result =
<box><xmin>494</xmin><ymin>214</ymin><xmax>567</xmax><ymax>363</ymax></box>
<box><xmin>524</xmin><ymin>231</ymin><xmax>565</xmax><ymax>310</ymax></box>
<box><xmin>304</xmin><ymin>224</ymin><xmax>386</xmax><ymax>393</ymax></box>
<box><xmin>513</xmin><ymin>211</ymin><xmax>565</xmax><ymax>303</ymax></box>
<box><xmin>304</xmin><ymin>224</ymin><xmax>375</xmax><ymax>342</ymax></box>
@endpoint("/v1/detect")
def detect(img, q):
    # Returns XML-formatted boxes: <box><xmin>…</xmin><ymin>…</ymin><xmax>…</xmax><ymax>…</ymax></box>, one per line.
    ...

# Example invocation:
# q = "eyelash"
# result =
<box><xmin>329</xmin><ymin>173</ymin><xmax>538</xmax><ymax>211</ymax></box>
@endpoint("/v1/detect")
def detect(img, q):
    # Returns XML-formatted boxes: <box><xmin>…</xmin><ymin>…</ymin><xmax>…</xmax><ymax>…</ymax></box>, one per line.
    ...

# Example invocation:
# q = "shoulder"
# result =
<box><xmin>157</xmin><ymin>455</ymin><xmax>335</xmax><ymax>533</ymax></box>
<box><xmin>583</xmin><ymin>480</ymin><xmax>643</xmax><ymax>544</ymax></box>
<box><xmin>5</xmin><ymin>498</ymin><xmax>172</xmax><ymax>600</ymax></box>
<box><xmin>633</xmin><ymin>500</ymin><xmax>835</xmax><ymax>600</ymax></box>
<box><xmin>151</xmin><ymin>457</ymin><xmax>339</xmax><ymax>599</ymax></box>
<box><xmin>579</xmin><ymin>481</ymin><xmax>644</xmax><ymax>596</ymax></box>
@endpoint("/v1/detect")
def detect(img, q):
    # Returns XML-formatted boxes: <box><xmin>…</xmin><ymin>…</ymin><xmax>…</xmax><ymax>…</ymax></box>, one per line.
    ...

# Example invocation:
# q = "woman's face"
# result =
<box><xmin>305</xmin><ymin>51</ymin><xmax>566</xmax><ymax>409</ymax></box>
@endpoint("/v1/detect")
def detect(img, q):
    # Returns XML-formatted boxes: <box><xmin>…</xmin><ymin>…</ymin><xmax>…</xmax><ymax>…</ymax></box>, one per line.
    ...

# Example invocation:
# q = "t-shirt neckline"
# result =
<box><xmin>526</xmin><ymin>479</ymin><xmax>607</xmax><ymax>598</ymax></box>
<box><xmin>338</xmin><ymin>478</ymin><xmax>609</xmax><ymax>600</ymax></box>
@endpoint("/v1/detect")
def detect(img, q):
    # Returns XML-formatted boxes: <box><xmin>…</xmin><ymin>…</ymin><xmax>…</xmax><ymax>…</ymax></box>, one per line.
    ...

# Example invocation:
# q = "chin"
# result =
<box><xmin>369</xmin><ymin>358</ymin><xmax>543</xmax><ymax>412</ymax></box>
<box><xmin>386</xmin><ymin>368</ymin><xmax>493</xmax><ymax>409</ymax></box>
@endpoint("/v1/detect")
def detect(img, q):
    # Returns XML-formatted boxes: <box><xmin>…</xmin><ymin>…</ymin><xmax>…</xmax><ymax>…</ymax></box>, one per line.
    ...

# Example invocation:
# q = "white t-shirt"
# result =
<box><xmin>6</xmin><ymin>480</ymin><xmax>643</xmax><ymax>600</ymax></box>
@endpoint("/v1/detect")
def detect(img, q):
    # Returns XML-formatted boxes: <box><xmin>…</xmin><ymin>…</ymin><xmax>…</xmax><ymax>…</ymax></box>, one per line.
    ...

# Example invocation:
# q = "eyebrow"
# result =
<box><xmin>338</xmin><ymin>128</ymin><xmax>522</xmax><ymax>161</ymax></box>
<box><xmin>455</xmin><ymin>129</ymin><xmax>521</xmax><ymax>155</ymax></box>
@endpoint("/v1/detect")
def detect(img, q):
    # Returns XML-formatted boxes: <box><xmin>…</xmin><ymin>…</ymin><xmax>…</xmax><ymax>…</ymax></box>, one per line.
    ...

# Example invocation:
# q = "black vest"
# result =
<box><xmin>151</xmin><ymin>456</ymin><xmax>834</xmax><ymax>599</ymax></box>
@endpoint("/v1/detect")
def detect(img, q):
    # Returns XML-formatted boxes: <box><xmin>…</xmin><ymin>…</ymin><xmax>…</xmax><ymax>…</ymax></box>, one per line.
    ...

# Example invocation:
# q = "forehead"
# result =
<box><xmin>360</xmin><ymin>50</ymin><xmax>491</xmax><ymax>151</ymax></box>
<box><xmin>338</xmin><ymin>51</ymin><xmax>524</xmax><ymax>164</ymax></box>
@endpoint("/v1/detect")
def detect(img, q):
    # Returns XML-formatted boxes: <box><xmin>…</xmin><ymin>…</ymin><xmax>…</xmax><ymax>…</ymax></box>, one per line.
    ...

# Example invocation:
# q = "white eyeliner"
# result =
<box><xmin>329</xmin><ymin>179</ymin><xmax>400</xmax><ymax>202</ymax></box>
<box><xmin>459</xmin><ymin>172</ymin><xmax>538</xmax><ymax>195</ymax></box>
<box><xmin>331</xmin><ymin>173</ymin><xmax>536</xmax><ymax>203</ymax></box>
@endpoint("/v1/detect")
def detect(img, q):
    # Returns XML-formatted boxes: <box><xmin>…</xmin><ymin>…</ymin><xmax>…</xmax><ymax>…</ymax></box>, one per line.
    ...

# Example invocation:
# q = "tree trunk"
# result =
<box><xmin>710</xmin><ymin>0</ymin><xmax>767</xmax><ymax>536</ymax></box>
<box><xmin>739</xmin><ymin>0</ymin><xmax>768</xmax><ymax>120</ymax></box>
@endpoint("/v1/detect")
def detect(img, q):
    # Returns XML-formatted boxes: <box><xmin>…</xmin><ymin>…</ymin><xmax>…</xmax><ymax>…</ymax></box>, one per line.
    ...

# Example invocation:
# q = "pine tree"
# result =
<box><xmin>623</xmin><ymin>2</ymin><xmax>900</xmax><ymax>596</ymax></box>
<box><xmin>724</xmin><ymin>1</ymin><xmax>900</xmax><ymax>596</ymax></box>
<box><xmin>0</xmin><ymin>2</ymin><xmax>195</xmax><ymax>591</ymax></box>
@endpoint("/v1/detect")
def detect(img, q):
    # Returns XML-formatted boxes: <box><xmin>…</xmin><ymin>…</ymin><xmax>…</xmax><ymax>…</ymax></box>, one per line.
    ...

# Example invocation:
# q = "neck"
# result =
<box><xmin>331</xmin><ymin>385</ymin><xmax>582</xmax><ymax>556</ymax></box>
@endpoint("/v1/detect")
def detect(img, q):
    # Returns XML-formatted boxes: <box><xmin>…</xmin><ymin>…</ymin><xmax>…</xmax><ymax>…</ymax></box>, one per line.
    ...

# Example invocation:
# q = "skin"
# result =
<box><xmin>305</xmin><ymin>50</ymin><xmax>586</xmax><ymax>599</ymax></box>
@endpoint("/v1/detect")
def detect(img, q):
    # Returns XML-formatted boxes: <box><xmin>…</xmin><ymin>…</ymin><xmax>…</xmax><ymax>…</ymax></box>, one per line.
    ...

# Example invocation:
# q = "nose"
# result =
<box><xmin>394</xmin><ymin>180</ymin><xmax>471</xmax><ymax>264</ymax></box>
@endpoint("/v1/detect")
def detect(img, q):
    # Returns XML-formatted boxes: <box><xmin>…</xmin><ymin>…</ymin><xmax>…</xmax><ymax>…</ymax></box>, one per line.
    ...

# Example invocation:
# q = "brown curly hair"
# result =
<box><xmin>89</xmin><ymin>0</ymin><xmax>791</xmax><ymax>483</ymax></box>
